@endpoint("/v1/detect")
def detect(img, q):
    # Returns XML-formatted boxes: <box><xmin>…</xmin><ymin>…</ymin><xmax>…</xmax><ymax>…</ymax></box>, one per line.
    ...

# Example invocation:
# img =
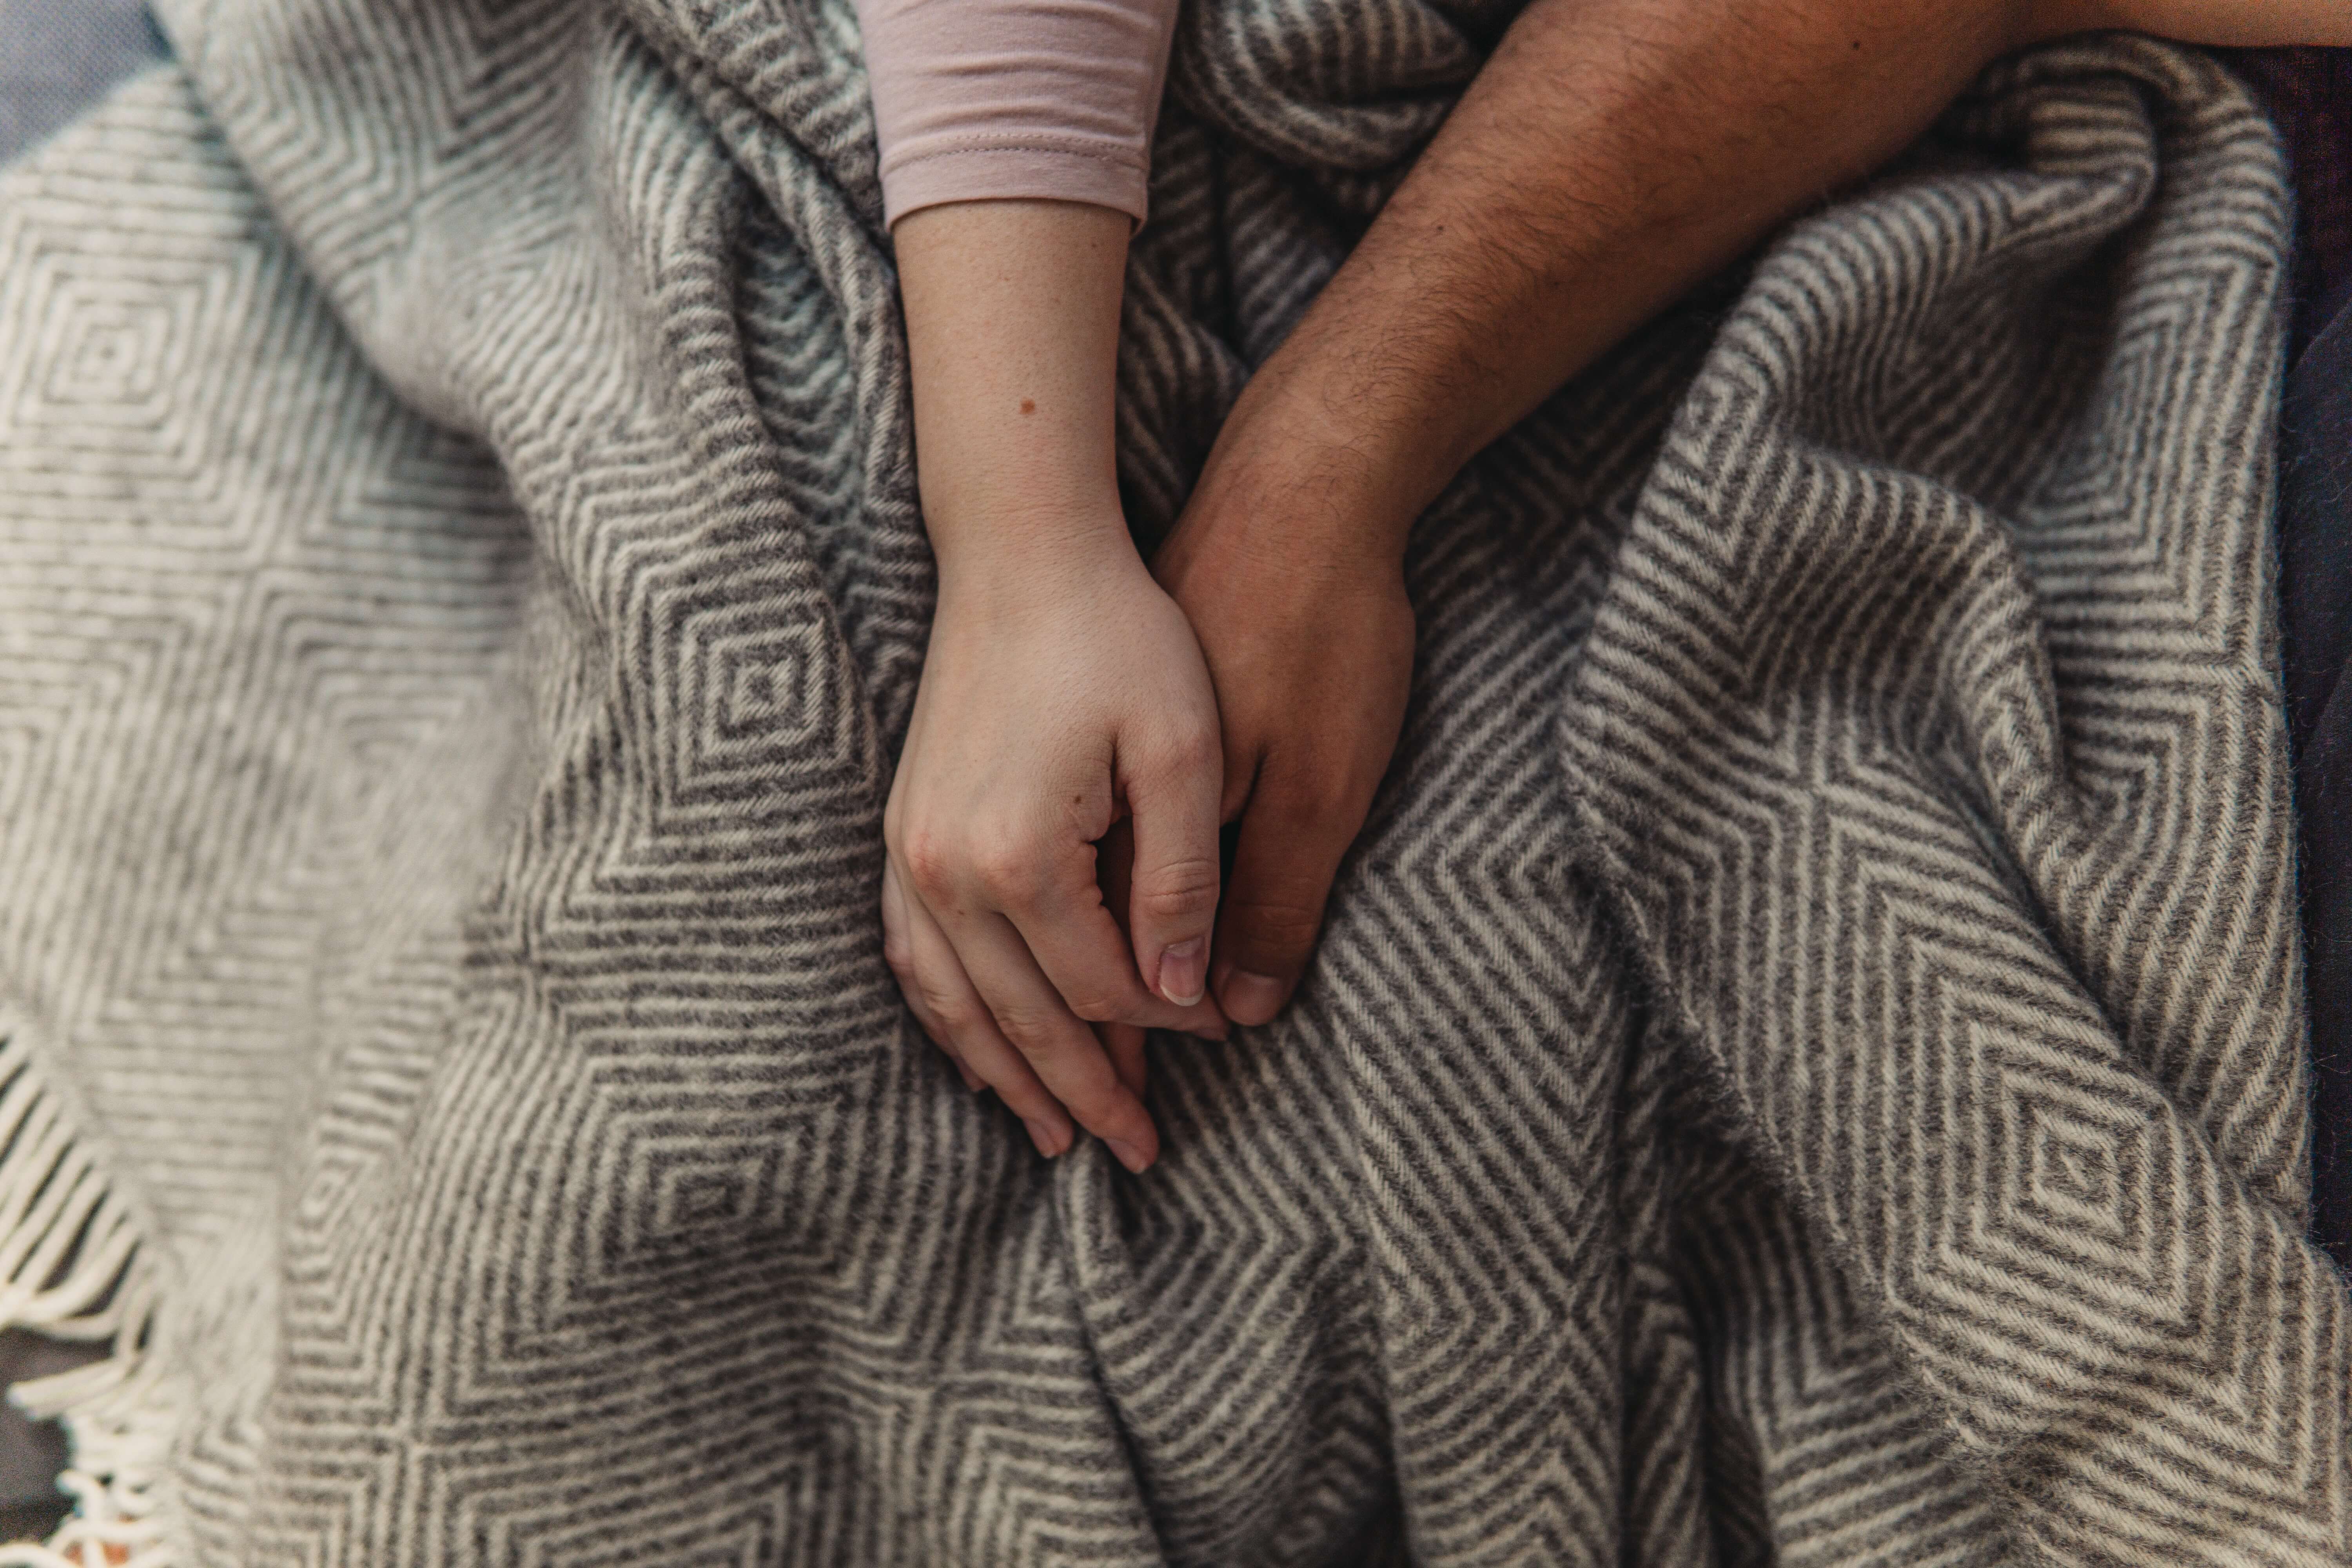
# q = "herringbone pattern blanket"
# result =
<box><xmin>0</xmin><ymin>0</ymin><xmax>2340</xmax><ymax>1559</ymax></box>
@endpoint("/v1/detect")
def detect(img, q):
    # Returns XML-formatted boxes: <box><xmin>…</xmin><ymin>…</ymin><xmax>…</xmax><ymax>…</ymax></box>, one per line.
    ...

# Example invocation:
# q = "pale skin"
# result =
<box><xmin>884</xmin><ymin>0</ymin><xmax>2352</xmax><ymax>1170</ymax></box>
<box><xmin>887</xmin><ymin>200</ymin><xmax>1225</xmax><ymax>1175</ymax></box>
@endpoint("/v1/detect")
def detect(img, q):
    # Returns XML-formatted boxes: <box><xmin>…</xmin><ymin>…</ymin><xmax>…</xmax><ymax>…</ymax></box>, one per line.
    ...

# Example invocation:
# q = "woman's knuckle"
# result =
<box><xmin>913</xmin><ymin>977</ymin><xmax>971</xmax><ymax>1029</ymax></box>
<box><xmin>970</xmin><ymin>838</ymin><xmax>1043</xmax><ymax>904</ymax></box>
<box><xmin>989</xmin><ymin>1004</ymin><xmax>1064</xmax><ymax>1051</ymax></box>
<box><xmin>1065</xmin><ymin>985</ymin><xmax>1134</xmax><ymax>1025</ymax></box>
<box><xmin>1063</xmin><ymin>1088</ymin><xmax>1127</xmax><ymax>1131</ymax></box>
<box><xmin>1137</xmin><ymin>856</ymin><xmax>1221</xmax><ymax>920</ymax></box>
<box><xmin>900</xmin><ymin>830</ymin><xmax>959</xmax><ymax>899</ymax></box>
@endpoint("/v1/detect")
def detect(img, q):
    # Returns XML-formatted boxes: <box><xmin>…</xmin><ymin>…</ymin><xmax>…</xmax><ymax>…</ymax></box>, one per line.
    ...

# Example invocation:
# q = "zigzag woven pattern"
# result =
<box><xmin>0</xmin><ymin>0</ymin><xmax>2341</xmax><ymax>1559</ymax></box>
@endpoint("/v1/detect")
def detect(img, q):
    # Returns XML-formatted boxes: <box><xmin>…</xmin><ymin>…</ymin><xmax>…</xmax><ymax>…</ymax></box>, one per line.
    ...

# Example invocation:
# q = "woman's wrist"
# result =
<box><xmin>895</xmin><ymin>198</ymin><xmax>1137</xmax><ymax>596</ymax></box>
<box><xmin>929</xmin><ymin>492</ymin><xmax>1148</xmax><ymax>612</ymax></box>
<box><xmin>913</xmin><ymin>439</ymin><xmax>1131</xmax><ymax>584</ymax></box>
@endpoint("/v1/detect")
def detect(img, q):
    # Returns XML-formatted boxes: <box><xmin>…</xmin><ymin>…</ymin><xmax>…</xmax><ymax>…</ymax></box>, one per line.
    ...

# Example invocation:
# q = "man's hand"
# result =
<box><xmin>1152</xmin><ymin>379</ymin><xmax>1416</xmax><ymax>1027</ymax></box>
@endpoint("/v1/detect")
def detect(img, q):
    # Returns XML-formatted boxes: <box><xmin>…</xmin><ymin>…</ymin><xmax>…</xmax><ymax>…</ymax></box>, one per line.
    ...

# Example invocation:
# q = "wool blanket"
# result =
<box><xmin>0</xmin><ymin>0</ymin><xmax>2341</xmax><ymax>1559</ymax></box>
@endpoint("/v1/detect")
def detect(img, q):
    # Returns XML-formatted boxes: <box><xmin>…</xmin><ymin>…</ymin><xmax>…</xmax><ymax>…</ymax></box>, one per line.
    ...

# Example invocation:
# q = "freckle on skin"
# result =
<box><xmin>1020</xmin><ymin>399</ymin><xmax>1036</xmax><ymax>415</ymax></box>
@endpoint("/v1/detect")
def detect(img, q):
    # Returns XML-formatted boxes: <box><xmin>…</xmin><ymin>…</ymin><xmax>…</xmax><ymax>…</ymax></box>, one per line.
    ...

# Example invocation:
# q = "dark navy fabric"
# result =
<box><xmin>2232</xmin><ymin>48</ymin><xmax>2352</xmax><ymax>1268</ymax></box>
<box><xmin>2284</xmin><ymin>304</ymin><xmax>2352</xmax><ymax>1269</ymax></box>
<box><xmin>0</xmin><ymin>0</ymin><xmax>165</xmax><ymax>166</ymax></box>
<box><xmin>2231</xmin><ymin>48</ymin><xmax>2352</xmax><ymax>359</ymax></box>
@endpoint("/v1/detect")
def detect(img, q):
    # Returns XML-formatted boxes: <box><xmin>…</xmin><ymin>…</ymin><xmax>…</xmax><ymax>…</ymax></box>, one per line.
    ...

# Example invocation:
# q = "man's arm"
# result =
<box><xmin>1164</xmin><ymin>0</ymin><xmax>2352</xmax><ymax>1027</ymax></box>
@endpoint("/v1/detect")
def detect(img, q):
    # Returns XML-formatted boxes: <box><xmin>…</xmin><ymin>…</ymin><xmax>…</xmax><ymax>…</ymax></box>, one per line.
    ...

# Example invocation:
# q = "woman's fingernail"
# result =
<box><xmin>1157</xmin><ymin>938</ymin><xmax>1206</xmax><ymax>1007</ymax></box>
<box><xmin>1106</xmin><ymin>1137</ymin><xmax>1153</xmax><ymax>1174</ymax></box>
<box><xmin>1024</xmin><ymin>1118</ymin><xmax>1065</xmax><ymax>1158</ymax></box>
<box><xmin>1220</xmin><ymin>971</ymin><xmax>1287</xmax><ymax>1026</ymax></box>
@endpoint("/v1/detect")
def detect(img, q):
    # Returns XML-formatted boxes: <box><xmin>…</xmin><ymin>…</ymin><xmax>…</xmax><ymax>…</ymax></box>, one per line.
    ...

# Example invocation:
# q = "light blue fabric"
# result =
<box><xmin>0</xmin><ymin>0</ymin><xmax>165</xmax><ymax>165</ymax></box>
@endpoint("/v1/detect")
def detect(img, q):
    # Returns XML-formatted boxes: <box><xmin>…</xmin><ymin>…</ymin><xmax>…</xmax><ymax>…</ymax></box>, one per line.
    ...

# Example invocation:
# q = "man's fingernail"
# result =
<box><xmin>1106</xmin><ymin>1137</ymin><xmax>1153</xmax><ymax>1174</ymax></box>
<box><xmin>1220</xmin><ymin>970</ymin><xmax>1287</xmax><ymax>1026</ymax></box>
<box><xmin>1157</xmin><ymin>939</ymin><xmax>1206</xmax><ymax>1007</ymax></box>
<box><xmin>1024</xmin><ymin>1118</ymin><xmax>1066</xmax><ymax>1158</ymax></box>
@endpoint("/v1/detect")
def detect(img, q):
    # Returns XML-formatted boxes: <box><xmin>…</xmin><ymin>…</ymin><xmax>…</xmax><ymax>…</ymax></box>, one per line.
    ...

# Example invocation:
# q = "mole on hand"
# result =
<box><xmin>1020</xmin><ymin>399</ymin><xmax>1037</xmax><ymax>415</ymax></box>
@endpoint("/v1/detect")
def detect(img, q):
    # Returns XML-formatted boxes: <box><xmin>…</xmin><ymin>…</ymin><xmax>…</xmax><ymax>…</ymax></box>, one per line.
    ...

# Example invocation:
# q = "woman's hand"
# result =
<box><xmin>883</xmin><ymin>198</ymin><xmax>1226</xmax><ymax>1173</ymax></box>
<box><xmin>884</xmin><ymin>524</ymin><xmax>1228</xmax><ymax>1173</ymax></box>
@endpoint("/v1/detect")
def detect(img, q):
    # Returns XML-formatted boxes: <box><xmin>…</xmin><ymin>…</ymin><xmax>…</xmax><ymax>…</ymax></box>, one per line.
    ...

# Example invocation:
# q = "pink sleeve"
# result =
<box><xmin>854</xmin><ymin>0</ymin><xmax>1180</xmax><ymax>228</ymax></box>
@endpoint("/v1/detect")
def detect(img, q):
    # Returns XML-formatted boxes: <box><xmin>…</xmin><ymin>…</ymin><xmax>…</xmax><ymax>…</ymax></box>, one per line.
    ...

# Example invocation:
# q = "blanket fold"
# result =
<box><xmin>0</xmin><ymin>0</ymin><xmax>2339</xmax><ymax>1561</ymax></box>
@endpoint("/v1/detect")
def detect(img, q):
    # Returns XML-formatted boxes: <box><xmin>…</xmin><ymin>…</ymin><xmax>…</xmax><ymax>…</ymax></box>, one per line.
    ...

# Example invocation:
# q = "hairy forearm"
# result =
<box><xmin>1229</xmin><ymin>0</ymin><xmax>2345</xmax><ymax>563</ymax></box>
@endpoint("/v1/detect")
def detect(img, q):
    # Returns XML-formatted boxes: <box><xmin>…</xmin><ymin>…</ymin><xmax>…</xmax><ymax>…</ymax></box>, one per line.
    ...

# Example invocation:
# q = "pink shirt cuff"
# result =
<box><xmin>880</xmin><ymin>142</ymin><xmax>1152</xmax><ymax>229</ymax></box>
<box><xmin>857</xmin><ymin>0</ymin><xmax>1178</xmax><ymax>229</ymax></box>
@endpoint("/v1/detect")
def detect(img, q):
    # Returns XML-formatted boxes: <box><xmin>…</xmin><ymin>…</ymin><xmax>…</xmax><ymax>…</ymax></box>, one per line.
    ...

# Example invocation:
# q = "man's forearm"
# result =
<box><xmin>1153</xmin><ymin>0</ymin><xmax>2348</xmax><ymax>1031</ymax></box>
<box><xmin>1221</xmin><ymin>0</ymin><xmax>2343</xmax><ymax>564</ymax></box>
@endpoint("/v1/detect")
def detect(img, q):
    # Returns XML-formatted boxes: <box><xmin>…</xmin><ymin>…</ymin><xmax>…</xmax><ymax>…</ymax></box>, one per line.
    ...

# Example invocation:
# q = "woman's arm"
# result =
<box><xmin>883</xmin><ymin>201</ymin><xmax>1225</xmax><ymax>1175</ymax></box>
<box><xmin>856</xmin><ymin>0</ymin><xmax>1205</xmax><ymax>1171</ymax></box>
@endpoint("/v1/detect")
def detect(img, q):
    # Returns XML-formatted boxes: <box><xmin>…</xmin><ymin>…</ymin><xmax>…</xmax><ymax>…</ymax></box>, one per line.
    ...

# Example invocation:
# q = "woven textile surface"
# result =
<box><xmin>0</xmin><ymin>0</ymin><xmax>2342</xmax><ymax>1558</ymax></box>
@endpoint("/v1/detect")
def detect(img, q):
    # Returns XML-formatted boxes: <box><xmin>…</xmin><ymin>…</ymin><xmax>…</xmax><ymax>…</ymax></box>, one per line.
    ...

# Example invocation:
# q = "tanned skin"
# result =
<box><xmin>887</xmin><ymin>0</ymin><xmax>2352</xmax><ymax>1165</ymax></box>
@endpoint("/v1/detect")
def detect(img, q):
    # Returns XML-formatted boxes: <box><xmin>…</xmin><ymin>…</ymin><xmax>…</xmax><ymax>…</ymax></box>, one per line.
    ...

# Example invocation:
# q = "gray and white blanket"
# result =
<box><xmin>0</xmin><ymin>0</ymin><xmax>2341</xmax><ymax>1559</ymax></box>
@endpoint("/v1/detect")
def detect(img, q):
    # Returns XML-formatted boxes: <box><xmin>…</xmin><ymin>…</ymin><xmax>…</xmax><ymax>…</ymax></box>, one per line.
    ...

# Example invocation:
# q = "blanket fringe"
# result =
<box><xmin>0</xmin><ymin>1029</ymin><xmax>173</xmax><ymax>1568</ymax></box>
